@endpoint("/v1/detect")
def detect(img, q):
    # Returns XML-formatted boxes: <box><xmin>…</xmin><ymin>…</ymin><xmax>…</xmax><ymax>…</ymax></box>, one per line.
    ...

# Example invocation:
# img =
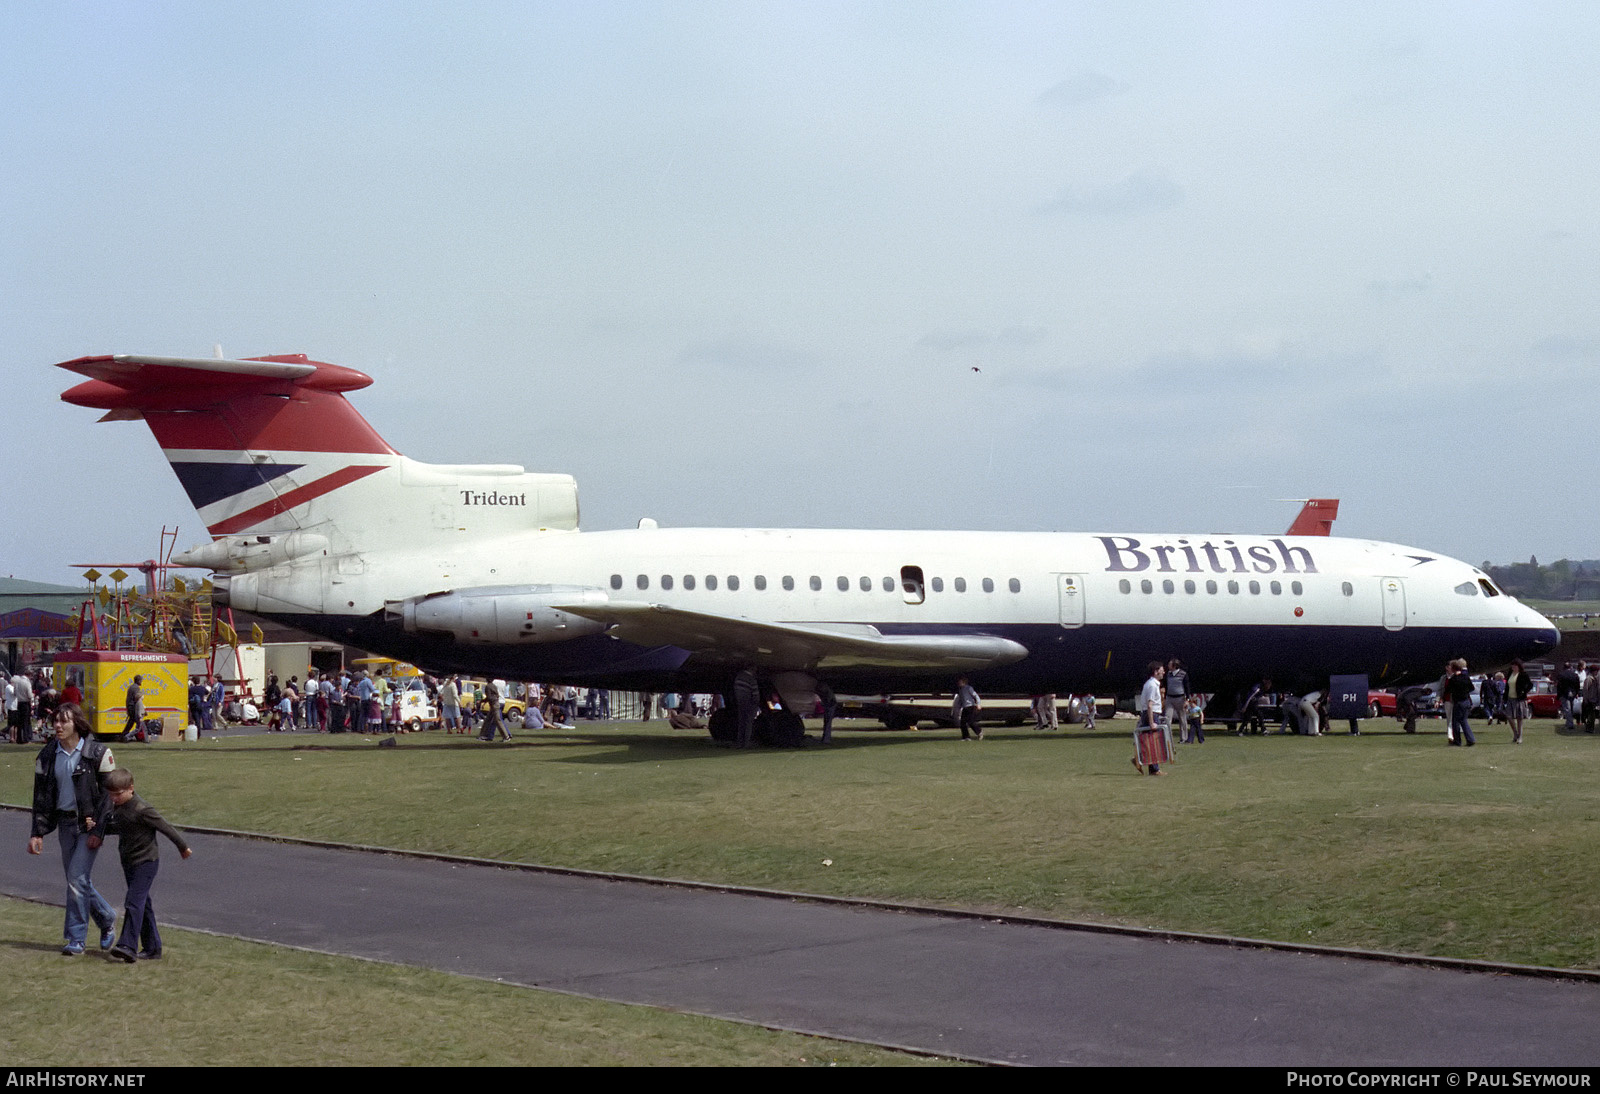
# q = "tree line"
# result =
<box><xmin>1481</xmin><ymin>557</ymin><xmax>1600</xmax><ymax>600</ymax></box>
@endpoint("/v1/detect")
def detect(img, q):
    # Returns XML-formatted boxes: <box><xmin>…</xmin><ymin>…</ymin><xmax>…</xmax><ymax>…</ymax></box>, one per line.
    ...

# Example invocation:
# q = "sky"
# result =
<box><xmin>4</xmin><ymin>1</ymin><xmax>1597</xmax><ymax>588</ymax></box>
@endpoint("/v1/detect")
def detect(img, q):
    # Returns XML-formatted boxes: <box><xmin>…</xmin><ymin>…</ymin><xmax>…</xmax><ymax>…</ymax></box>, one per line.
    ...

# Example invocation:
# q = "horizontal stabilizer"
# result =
<box><xmin>555</xmin><ymin>599</ymin><xmax>1030</xmax><ymax>672</ymax></box>
<box><xmin>58</xmin><ymin>353</ymin><xmax>376</xmax><ymax>413</ymax></box>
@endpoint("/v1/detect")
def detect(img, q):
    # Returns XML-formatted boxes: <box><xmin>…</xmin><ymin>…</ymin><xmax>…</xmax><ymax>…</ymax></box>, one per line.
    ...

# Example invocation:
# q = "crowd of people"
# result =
<box><xmin>5</xmin><ymin>667</ymin><xmax>75</xmax><ymax>745</ymax></box>
<box><xmin>9</xmin><ymin>654</ymin><xmax>1599</xmax><ymax>760</ymax></box>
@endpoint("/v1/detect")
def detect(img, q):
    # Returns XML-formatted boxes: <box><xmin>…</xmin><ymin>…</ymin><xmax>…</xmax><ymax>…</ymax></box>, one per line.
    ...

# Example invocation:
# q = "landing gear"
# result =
<box><xmin>754</xmin><ymin>709</ymin><xmax>805</xmax><ymax>747</ymax></box>
<box><xmin>706</xmin><ymin>668</ymin><xmax>811</xmax><ymax>748</ymax></box>
<box><xmin>707</xmin><ymin>707</ymin><xmax>737</xmax><ymax>744</ymax></box>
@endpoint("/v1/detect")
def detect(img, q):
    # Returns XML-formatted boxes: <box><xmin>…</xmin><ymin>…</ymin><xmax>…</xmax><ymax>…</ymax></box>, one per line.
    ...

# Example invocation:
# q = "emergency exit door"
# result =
<box><xmin>1381</xmin><ymin>577</ymin><xmax>1406</xmax><ymax>631</ymax></box>
<box><xmin>1058</xmin><ymin>574</ymin><xmax>1085</xmax><ymax>628</ymax></box>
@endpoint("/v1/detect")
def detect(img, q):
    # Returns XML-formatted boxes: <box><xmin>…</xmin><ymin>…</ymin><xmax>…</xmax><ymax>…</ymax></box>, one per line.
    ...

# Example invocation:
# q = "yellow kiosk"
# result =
<box><xmin>53</xmin><ymin>650</ymin><xmax>188</xmax><ymax>740</ymax></box>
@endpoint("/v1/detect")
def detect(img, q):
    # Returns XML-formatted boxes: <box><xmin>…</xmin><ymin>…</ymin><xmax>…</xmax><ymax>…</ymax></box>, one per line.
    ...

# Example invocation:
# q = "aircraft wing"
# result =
<box><xmin>554</xmin><ymin>600</ymin><xmax>1029</xmax><ymax>673</ymax></box>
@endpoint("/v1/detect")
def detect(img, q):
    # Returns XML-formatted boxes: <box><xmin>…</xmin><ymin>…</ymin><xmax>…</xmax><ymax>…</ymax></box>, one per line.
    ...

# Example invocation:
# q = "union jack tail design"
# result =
<box><xmin>58</xmin><ymin>355</ymin><xmax>579</xmax><ymax>572</ymax></box>
<box><xmin>59</xmin><ymin>354</ymin><xmax>400</xmax><ymax>539</ymax></box>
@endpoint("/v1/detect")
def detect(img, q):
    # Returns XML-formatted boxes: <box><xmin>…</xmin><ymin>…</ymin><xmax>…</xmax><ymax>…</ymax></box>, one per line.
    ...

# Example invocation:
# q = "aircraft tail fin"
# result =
<box><xmin>59</xmin><ymin>355</ymin><xmax>578</xmax><ymax>561</ymax></box>
<box><xmin>59</xmin><ymin>354</ymin><xmax>398</xmax><ymax>539</ymax></box>
<box><xmin>1285</xmin><ymin>498</ymin><xmax>1339</xmax><ymax>536</ymax></box>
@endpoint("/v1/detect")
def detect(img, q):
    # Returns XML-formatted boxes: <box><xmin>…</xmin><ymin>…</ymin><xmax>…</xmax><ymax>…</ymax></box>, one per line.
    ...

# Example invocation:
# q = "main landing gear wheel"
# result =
<box><xmin>707</xmin><ymin>708</ymin><xmax>738</xmax><ymax>744</ymax></box>
<box><xmin>754</xmin><ymin>709</ymin><xmax>806</xmax><ymax>748</ymax></box>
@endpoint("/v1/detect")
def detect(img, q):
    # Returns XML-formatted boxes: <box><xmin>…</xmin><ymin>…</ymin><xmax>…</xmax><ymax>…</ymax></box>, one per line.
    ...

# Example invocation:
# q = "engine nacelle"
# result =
<box><xmin>172</xmin><ymin>531</ymin><xmax>331</xmax><ymax>573</ymax></box>
<box><xmin>390</xmin><ymin>585</ymin><xmax>610</xmax><ymax>644</ymax></box>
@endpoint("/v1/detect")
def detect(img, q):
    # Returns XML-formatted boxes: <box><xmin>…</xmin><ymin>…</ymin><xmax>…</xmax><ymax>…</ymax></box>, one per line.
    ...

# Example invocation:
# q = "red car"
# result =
<box><xmin>1366</xmin><ymin>687</ymin><xmax>1441</xmax><ymax>719</ymax></box>
<box><xmin>1527</xmin><ymin>683</ymin><xmax>1562</xmax><ymax>718</ymax></box>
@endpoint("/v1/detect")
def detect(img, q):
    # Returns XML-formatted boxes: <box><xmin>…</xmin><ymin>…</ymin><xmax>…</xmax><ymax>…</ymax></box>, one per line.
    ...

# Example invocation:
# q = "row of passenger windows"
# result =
<box><xmin>610</xmin><ymin>573</ymin><xmax>1024</xmax><ymax>594</ymax></box>
<box><xmin>1119</xmin><ymin>577</ymin><xmax>1356</xmax><ymax>597</ymax></box>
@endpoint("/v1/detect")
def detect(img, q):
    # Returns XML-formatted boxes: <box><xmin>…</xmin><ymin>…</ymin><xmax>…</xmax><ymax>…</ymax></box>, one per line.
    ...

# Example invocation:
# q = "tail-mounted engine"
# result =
<box><xmin>387</xmin><ymin>585</ymin><xmax>609</xmax><ymax>644</ymax></box>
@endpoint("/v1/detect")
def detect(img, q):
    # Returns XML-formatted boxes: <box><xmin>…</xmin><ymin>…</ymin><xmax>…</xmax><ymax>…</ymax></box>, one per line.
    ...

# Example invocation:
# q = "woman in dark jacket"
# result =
<box><xmin>1445</xmin><ymin>660</ymin><xmax>1476</xmax><ymax>747</ymax></box>
<box><xmin>27</xmin><ymin>703</ymin><xmax>117</xmax><ymax>955</ymax></box>
<box><xmin>1506</xmin><ymin>659</ymin><xmax>1533</xmax><ymax>744</ymax></box>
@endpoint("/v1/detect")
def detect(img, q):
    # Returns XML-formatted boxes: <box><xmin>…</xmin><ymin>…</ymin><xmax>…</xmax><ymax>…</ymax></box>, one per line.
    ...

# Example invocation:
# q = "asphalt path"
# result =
<box><xmin>4</xmin><ymin>809</ymin><xmax>1598</xmax><ymax>1066</ymax></box>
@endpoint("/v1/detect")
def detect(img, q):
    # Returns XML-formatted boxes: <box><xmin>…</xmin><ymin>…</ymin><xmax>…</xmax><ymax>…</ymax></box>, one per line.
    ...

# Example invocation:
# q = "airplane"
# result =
<box><xmin>57</xmin><ymin>353</ymin><xmax>1560</xmax><ymax>742</ymax></box>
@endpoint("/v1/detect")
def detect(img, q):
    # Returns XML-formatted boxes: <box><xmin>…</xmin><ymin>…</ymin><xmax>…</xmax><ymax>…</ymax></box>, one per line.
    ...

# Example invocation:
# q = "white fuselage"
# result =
<box><xmin>218</xmin><ymin>525</ymin><xmax>1558</xmax><ymax>697</ymax></box>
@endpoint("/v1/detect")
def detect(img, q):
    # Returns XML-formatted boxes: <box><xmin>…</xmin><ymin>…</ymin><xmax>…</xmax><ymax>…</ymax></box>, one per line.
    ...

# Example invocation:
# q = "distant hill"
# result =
<box><xmin>1482</xmin><ymin>558</ymin><xmax>1600</xmax><ymax>600</ymax></box>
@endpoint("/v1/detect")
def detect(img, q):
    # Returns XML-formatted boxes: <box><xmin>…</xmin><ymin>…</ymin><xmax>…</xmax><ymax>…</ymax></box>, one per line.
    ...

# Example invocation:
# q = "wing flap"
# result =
<box><xmin>556</xmin><ymin>600</ymin><xmax>1029</xmax><ymax>672</ymax></box>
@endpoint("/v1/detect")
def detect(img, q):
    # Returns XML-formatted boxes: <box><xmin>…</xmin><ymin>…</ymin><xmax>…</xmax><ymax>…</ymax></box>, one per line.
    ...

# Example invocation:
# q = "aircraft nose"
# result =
<box><xmin>1529</xmin><ymin>624</ymin><xmax>1561</xmax><ymax>654</ymax></box>
<box><xmin>1524</xmin><ymin>609</ymin><xmax>1561</xmax><ymax>655</ymax></box>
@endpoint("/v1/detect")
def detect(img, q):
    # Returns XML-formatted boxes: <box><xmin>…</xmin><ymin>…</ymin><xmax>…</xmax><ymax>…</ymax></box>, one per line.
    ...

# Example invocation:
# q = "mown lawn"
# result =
<box><xmin>5</xmin><ymin>716</ymin><xmax>1598</xmax><ymax>969</ymax></box>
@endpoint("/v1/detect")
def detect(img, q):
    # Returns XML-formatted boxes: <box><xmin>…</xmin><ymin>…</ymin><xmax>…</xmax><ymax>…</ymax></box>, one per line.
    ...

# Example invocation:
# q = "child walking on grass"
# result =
<box><xmin>103</xmin><ymin>768</ymin><xmax>193</xmax><ymax>963</ymax></box>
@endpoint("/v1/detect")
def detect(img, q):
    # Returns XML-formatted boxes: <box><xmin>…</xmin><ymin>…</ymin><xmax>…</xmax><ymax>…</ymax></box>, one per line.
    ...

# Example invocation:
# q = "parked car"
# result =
<box><xmin>472</xmin><ymin>680</ymin><xmax>528</xmax><ymax>724</ymax></box>
<box><xmin>1528</xmin><ymin>681</ymin><xmax>1562</xmax><ymax>719</ymax></box>
<box><xmin>1366</xmin><ymin>685</ymin><xmax>1441</xmax><ymax>719</ymax></box>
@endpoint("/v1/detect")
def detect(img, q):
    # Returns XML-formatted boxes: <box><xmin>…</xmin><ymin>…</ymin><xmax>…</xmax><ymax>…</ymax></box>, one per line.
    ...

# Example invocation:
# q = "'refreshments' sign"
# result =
<box><xmin>1097</xmin><ymin>536</ymin><xmax>1318</xmax><ymax>575</ymax></box>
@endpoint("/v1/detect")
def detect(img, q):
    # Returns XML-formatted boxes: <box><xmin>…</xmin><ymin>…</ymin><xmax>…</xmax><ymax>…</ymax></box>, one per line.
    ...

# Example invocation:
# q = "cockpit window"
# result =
<box><xmin>1454</xmin><ymin>581</ymin><xmax>1479</xmax><ymax>596</ymax></box>
<box><xmin>1478</xmin><ymin>579</ymin><xmax>1500</xmax><ymax>598</ymax></box>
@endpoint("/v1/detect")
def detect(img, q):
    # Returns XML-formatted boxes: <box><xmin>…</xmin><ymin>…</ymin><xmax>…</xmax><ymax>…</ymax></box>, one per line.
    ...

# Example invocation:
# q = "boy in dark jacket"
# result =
<box><xmin>103</xmin><ymin>768</ymin><xmax>193</xmax><ymax>962</ymax></box>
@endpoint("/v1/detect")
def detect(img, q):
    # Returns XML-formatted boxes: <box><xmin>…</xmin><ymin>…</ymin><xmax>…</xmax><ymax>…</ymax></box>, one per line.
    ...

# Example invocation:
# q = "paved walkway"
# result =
<box><xmin>4</xmin><ymin>810</ymin><xmax>1597</xmax><ymax>1066</ymax></box>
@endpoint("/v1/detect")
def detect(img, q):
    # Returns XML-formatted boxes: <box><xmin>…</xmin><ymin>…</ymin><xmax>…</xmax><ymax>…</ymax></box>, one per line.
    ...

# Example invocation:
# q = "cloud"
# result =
<box><xmin>989</xmin><ymin>366</ymin><xmax>1080</xmax><ymax>392</ymax></box>
<box><xmin>1036</xmin><ymin>71</ymin><xmax>1130</xmax><ymax>108</ymax></box>
<box><xmin>917</xmin><ymin>326</ymin><xmax>1046</xmax><ymax>352</ymax></box>
<box><xmin>1133</xmin><ymin>345</ymin><xmax>1386</xmax><ymax>392</ymax></box>
<box><xmin>1366</xmin><ymin>273</ymin><xmax>1432</xmax><ymax>301</ymax></box>
<box><xmin>1531</xmin><ymin>335</ymin><xmax>1600</xmax><ymax>361</ymax></box>
<box><xmin>676</xmin><ymin>337</ymin><xmax>811</xmax><ymax>373</ymax></box>
<box><xmin>1036</xmin><ymin>168</ymin><xmax>1182</xmax><ymax>217</ymax></box>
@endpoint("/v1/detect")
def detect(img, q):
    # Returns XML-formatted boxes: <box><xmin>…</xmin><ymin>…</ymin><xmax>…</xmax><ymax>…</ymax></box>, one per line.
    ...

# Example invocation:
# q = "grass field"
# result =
<box><xmin>1525</xmin><ymin>599</ymin><xmax>1600</xmax><ymax>631</ymax></box>
<box><xmin>5</xmin><ymin>717</ymin><xmax>1598</xmax><ymax>971</ymax></box>
<box><xmin>0</xmin><ymin>897</ymin><xmax>936</xmax><ymax>1066</ymax></box>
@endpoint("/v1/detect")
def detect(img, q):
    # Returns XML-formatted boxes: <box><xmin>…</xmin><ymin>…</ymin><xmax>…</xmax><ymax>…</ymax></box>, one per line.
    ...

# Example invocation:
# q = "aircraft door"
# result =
<box><xmin>1057</xmin><ymin>574</ymin><xmax>1085</xmax><ymax>628</ymax></box>
<box><xmin>1381</xmin><ymin>577</ymin><xmax>1406</xmax><ymax>631</ymax></box>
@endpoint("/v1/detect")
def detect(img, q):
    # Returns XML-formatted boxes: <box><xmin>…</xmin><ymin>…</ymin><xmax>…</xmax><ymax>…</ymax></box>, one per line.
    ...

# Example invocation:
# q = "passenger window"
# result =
<box><xmin>1227</xmin><ymin>580</ymin><xmax>1239</xmax><ymax>594</ymax></box>
<box><xmin>1008</xmin><ymin>578</ymin><xmax>1020</xmax><ymax>593</ymax></box>
<box><xmin>754</xmin><ymin>575</ymin><xmax>767</xmax><ymax>591</ymax></box>
<box><xmin>782</xmin><ymin>575</ymin><xmax>794</xmax><ymax>591</ymax></box>
<box><xmin>1249</xmin><ymin>580</ymin><xmax>1261</xmax><ymax>595</ymax></box>
<box><xmin>860</xmin><ymin>576</ymin><xmax>871</xmax><ymax>592</ymax></box>
<box><xmin>932</xmin><ymin>576</ymin><xmax>944</xmax><ymax>592</ymax></box>
<box><xmin>1184</xmin><ymin>580</ymin><xmax>1196</xmax><ymax>594</ymax></box>
<box><xmin>728</xmin><ymin>575</ymin><xmax>740</xmax><ymax>591</ymax></box>
<box><xmin>883</xmin><ymin>576</ymin><xmax>894</xmax><ymax>592</ymax></box>
<box><xmin>837</xmin><ymin>576</ymin><xmax>849</xmax><ymax>592</ymax></box>
<box><xmin>1140</xmin><ymin>579</ymin><xmax>1153</xmax><ymax>594</ymax></box>
<box><xmin>1206</xmin><ymin>580</ymin><xmax>1217</xmax><ymax>594</ymax></box>
<box><xmin>636</xmin><ymin>575</ymin><xmax>649</xmax><ymax>590</ymax></box>
<box><xmin>610</xmin><ymin>574</ymin><xmax>622</xmax><ymax>590</ymax></box>
<box><xmin>1341</xmin><ymin>582</ymin><xmax>1353</xmax><ymax>596</ymax></box>
<box><xmin>1162</xmin><ymin>579</ymin><xmax>1174</xmax><ymax>594</ymax></box>
<box><xmin>954</xmin><ymin>577</ymin><xmax>967</xmax><ymax>593</ymax></box>
<box><xmin>1119</xmin><ymin>579</ymin><xmax>1131</xmax><ymax>593</ymax></box>
<box><xmin>982</xmin><ymin>578</ymin><xmax>994</xmax><ymax>593</ymax></box>
<box><xmin>1291</xmin><ymin>581</ymin><xmax>1303</xmax><ymax>595</ymax></box>
<box><xmin>1270</xmin><ymin>581</ymin><xmax>1281</xmax><ymax>595</ymax></box>
<box><xmin>684</xmin><ymin>575</ymin><xmax>696</xmax><ymax>590</ymax></box>
<box><xmin>706</xmin><ymin>575</ymin><xmax>718</xmax><ymax>591</ymax></box>
<box><xmin>810</xmin><ymin>576</ymin><xmax>821</xmax><ymax>591</ymax></box>
<box><xmin>661</xmin><ymin>575</ymin><xmax>674</xmax><ymax>590</ymax></box>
